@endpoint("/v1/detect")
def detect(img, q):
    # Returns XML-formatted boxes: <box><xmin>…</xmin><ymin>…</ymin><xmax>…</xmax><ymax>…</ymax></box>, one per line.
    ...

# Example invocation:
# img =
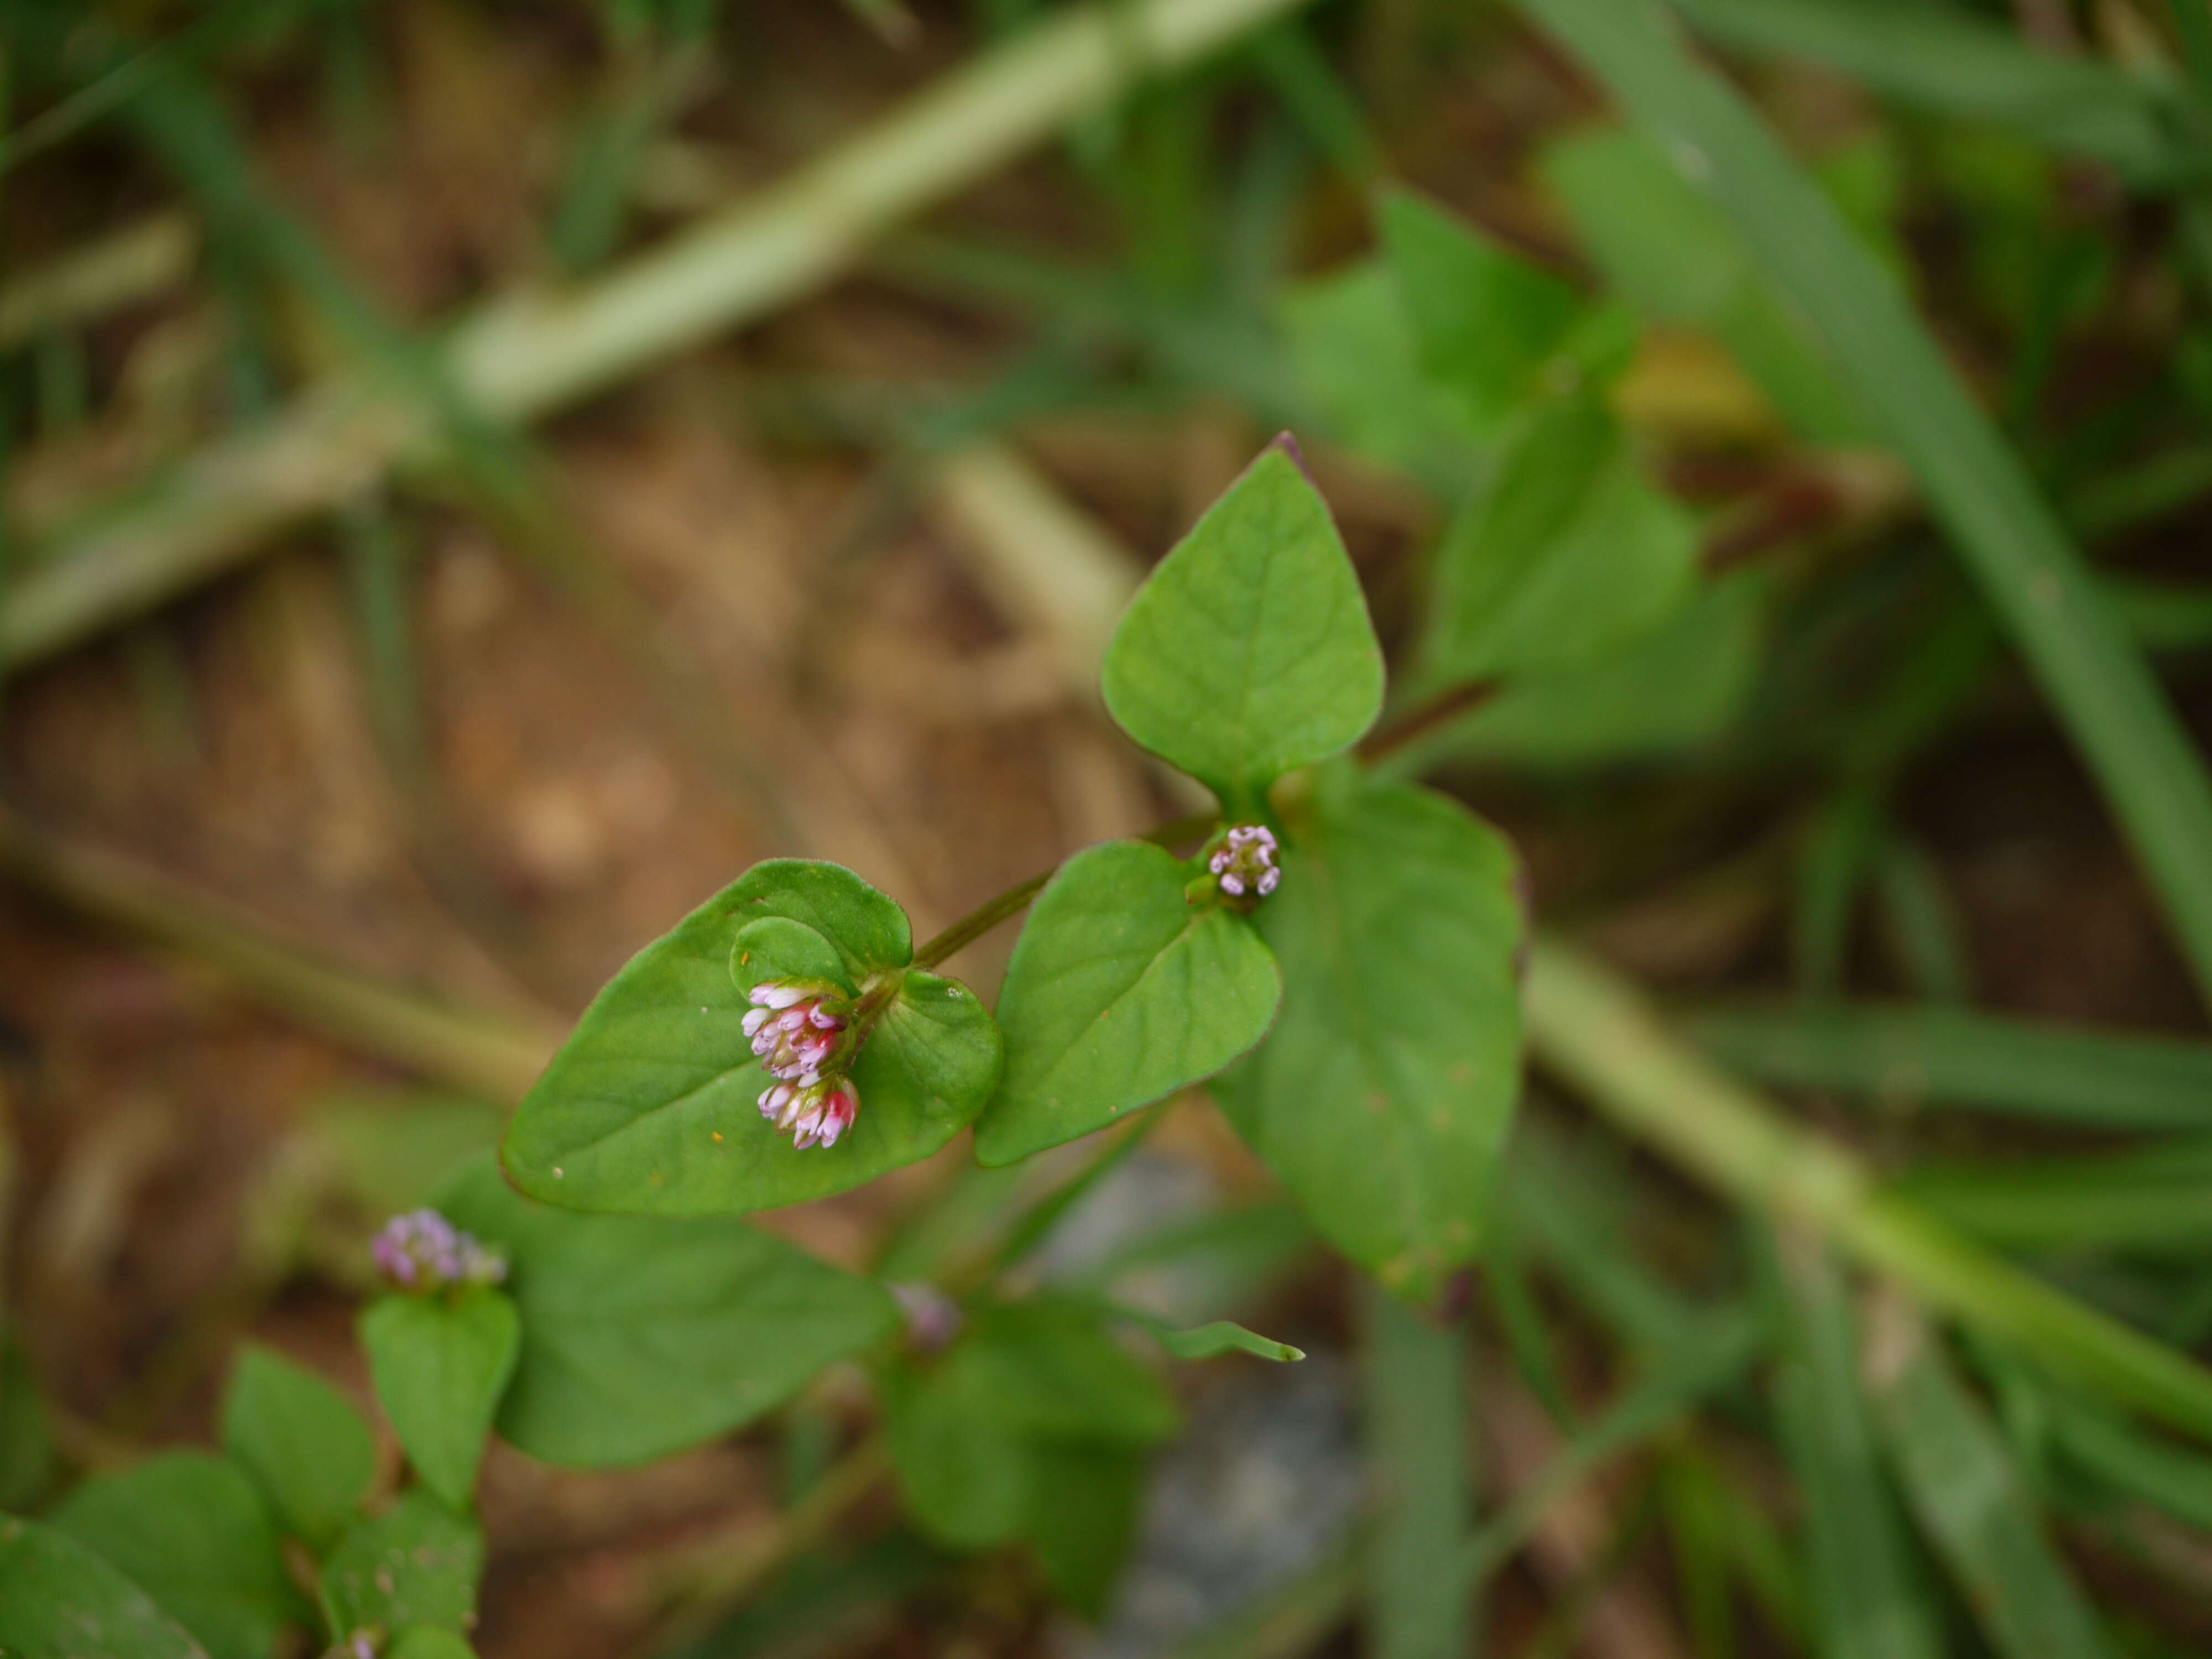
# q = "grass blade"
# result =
<box><xmin>1361</xmin><ymin>1284</ymin><xmax>1473</xmax><ymax>1659</ymax></box>
<box><xmin>1687</xmin><ymin>1000</ymin><xmax>2212</xmax><ymax>1130</ymax></box>
<box><xmin>1866</xmin><ymin>1302</ymin><xmax>2116</xmax><ymax>1659</ymax></box>
<box><xmin>1517</xmin><ymin>0</ymin><xmax>2212</xmax><ymax>1015</ymax></box>
<box><xmin>1772</xmin><ymin>1243</ymin><xmax>1943</xmax><ymax>1659</ymax></box>
<box><xmin>1893</xmin><ymin>1138</ymin><xmax>2212</xmax><ymax>1255</ymax></box>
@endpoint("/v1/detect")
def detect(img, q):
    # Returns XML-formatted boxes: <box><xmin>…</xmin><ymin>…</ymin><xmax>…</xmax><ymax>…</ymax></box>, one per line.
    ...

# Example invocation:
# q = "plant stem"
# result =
<box><xmin>3</xmin><ymin>0</ymin><xmax>1321</xmax><ymax>669</ymax></box>
<box><xmin>1523</xmin><ymin>936</ymin><xmax>2212</xmax><ymax>1442</ymax></box>
<box><xmin>910</xmin><ymin>809</ymin><xmax>1218</xmax><ymax>968</ymax></box>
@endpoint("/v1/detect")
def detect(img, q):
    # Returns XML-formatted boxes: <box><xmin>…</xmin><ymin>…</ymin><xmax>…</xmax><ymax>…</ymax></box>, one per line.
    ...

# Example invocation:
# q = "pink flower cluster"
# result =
<box><xmin>372</xmin><ymin>1209</ymin><xmax>507</xmax><ymax>1292</ymax></box>
<box><xmin>1210</xmin><ymin>824</ymin><xmax>1282</xmax><ymax>900</ymax></box>
<box><xmin>745</xmin><ymin>981</ymin><xmax>860</xmax><ymax>1149</ymax></box>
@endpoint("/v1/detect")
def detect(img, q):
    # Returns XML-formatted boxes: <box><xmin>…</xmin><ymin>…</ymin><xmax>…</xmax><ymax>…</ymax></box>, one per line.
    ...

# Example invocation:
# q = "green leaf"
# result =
<box><xmin>963</xmin><ymin>1298</ymin><xmax>1182</xmax><ymax>1447</ymax></box>
<box><xmin>733</xmin><ymin>915</ymin><xmax>851</xmax><ymax>994</ymax></box>
<box><xmin>361</xmin><ymin>1291</ymin><xmax>521</xmax><ymax>1510</ymax></box>
<box><xmin>439</xmin><ymin>1156</ymin><xmax>899</xmax><ymax>1467</ymax></box>
<box><xmin>1099</xmin><ymin>443</ymin><xmax>1385</xmax><ymax>813</ymax></box>
<box><xmin>1421</xmin><ymin>394</ymin><xmax>1699</xmax><ymax>683</ymax></box>
<box><xmin>319</xmin><ymin>1491</ymin><xmax>484</xmax><ymax>1641</ymax></box>
<box><xmin>1146</xmin><ymin>1319</ymin><xmax>1305</xmax><ymax>1364</ymax></box>
<box><xmin>883</xmin><ymin>1355</ymin><xmax>1036</xmax><ymax>1550</ymax></box>
<box><xmin>977</xmin><ymin>839</ymin><xmax>1282</xmax><ymax>1167</ymax></box>
<box><xmin>1399</xmin><ymin>569</ymin><xmax>1766</xmax><ymax>772</ymax></box>
<box><xmin>504</xmin><ymin>860</ymin><xmax>999</xmax><ymax>1213</ymax></box>
<box><xmin>1362</xmin><ymin>1281</ymin><xmax>1473</xmax><ymax>1659</ymax></box>
<box><xmin>388</xmin><ymin>1630</ymin><xmax>479</xmax><ymax>1659</ymax></box>
<box><xmin>1772</xmin><ymin>1247</ymin><xmax>1942</xmax><ymax>1659</ymax></box>
<box><xmin>48</xmin><ymin>1452</ymin><xmax>296</xmax><ymax>1659</ymax></box>
<box><xmin>1378</xmin><ymin>189</ymin><xmax>1582</xmax><ymax>431</ymax></box>
<box><xmin>220</xmin><ymin>1345</ymin><xmax>376</xmax><ymax>1548</ymax></box>
<box><xmin>1022</xmin><ymin>1441</ymin><xmax>1149</xmax><ymax>1619</ymax></box>
<box><xmin>1868</xmin><ymin>1313</ymin><xmax>2114</xmax><ymax>1659</ymax></box>
<box><xmin>1279</xmin><ymin>259</ymin><xmax>1481</xmax><ymax>484</ymax></box>
<box><xmin>0</xmin><ymin>1516</ymin><xmax>206</xmax><ymax>1659</ymax></box>
<box><xmin>1216</xmin><ymin>774</ymin><xmax>1525</xmax><ymax>1303</ymax></box>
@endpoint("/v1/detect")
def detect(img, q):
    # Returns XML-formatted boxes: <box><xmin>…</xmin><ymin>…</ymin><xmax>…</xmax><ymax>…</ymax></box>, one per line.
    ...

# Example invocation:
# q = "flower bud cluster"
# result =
<box><xmin>1209</xmin><ymin>824</ymin><xmax>1281</xmax><ymax>901</ymax></box>
<box><xmin>373</xmin><ymin>1209</ymin><xmax>507</xmax><ymax>1293</ymax></box>
<box><xmin>745</xmin><ymin>980</ymin><xmax>861</xmax><ymax>1149</ymax></box>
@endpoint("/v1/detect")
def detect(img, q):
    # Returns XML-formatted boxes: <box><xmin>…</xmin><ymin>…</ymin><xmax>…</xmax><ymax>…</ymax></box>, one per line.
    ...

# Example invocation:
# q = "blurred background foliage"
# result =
<box><xmin>7</xmin><ymin>0</ymin><xmax>2212</xmax><ymax>1654</ymax></box>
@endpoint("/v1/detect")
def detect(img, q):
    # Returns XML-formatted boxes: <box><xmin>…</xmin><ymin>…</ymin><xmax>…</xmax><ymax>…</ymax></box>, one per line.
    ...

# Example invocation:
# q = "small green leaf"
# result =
<box><xmin>0</xmin><ymin>1517</ymin><xmax>206</xmax><ymax>1659</ymax></box>
<box><xmin>1022</xmin><ymin>1441</ymin><xmax>1149</xmax><ymax>1619</ymax></box>
<box><xmin>883</xmin><ymin>1355</ymin><xmax>1036</xmax><ymax>1550</ymax></box>
<box><xmin>964</xmin><ymin>1299</ymin><xmax>1181</xmax><ymax>1447</ymax></box>
<box><xmin>48</xmin><ymin>1453</ymin><xmax>296</xmax><ymax>1659</ymax></box>
<box><xmin>1216</xmin><ymin>774</ymin><xmax>1525</xmax><ymax>1303</ymax></box>
<box><xmin>319</xmin><ymin>1491</ymin><xmax>484</xmax><ymax>1641</ymax></box>
<box><xmin>220</xmin><ymin>1345</ymin><xmax>376</xmax><ymax>1548</ymax></box>
<box><xmin>361</xmin><ymin>1291</ymin><xmax>521</xmax><ymax>1510</ymax></box>
<box><xmin>1099</xmin><ymin>443</ymin><xmax>1385</xmax><ymax>813</ymax></box>
<box><xmin>1422</xmin><ymin>395</ymin><xmax>1698</xmax><ymax>684</ymax></box>
<box><xmin>505</xmin><ymin>860</ymin><xmax>999</xmax><ymax>1213</ymax></box>
<box><xmin>1379</xmin><ymin>188</ymin><xmax>1582</xmax><ymax>431</ymax></box>
<box><xmin>388</xmin><ymin>1630</ymin><xmax>479</xmax><ymax>1659</ymax></box>
<box><xmin>1146</xmin><ymin>1319</ymin><xmax>1306</xmax><ymax>1364</ymax></box>
<box><xmin>978</xmin><ymin>839</ymin><xmax>1282</xmax><ymax>1167</ymax></box>
<box><xmin>1401</xmin><ymin>570</ymin><xmax>1767</xmax><ymax>772</ymax></box>
<box><xmin>1279</xmin><ymin>259</ymin><xmax>1482</xmax><ymax>485</ymax></box>
<box><xmin>733</xmin><ymin>915</ymin><xmax>851</xmax><ymax>994</ymax></box>
<box><xmin>439</xmin><ymin>1156</ymin><xmax>899</xmax><ymax>1467</ymax></box>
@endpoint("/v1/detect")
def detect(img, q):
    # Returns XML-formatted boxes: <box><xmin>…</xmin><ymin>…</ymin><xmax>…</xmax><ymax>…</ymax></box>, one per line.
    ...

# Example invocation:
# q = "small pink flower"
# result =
<box><xmin>1208</xmin><ymin>825</ymin><xmax>1282</xmax><ymax>902</ymax></box>
<box><xmin>372</xmin><ymin>1209</ymin><xmax>505</xmax><ymax>1292</ymax></box>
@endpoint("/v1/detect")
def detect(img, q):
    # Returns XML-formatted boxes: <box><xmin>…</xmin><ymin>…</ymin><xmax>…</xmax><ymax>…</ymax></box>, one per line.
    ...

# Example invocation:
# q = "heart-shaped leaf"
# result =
<box><xmin>1215</xmin><ymin>774</ymin><xmax>1525</xmax><ymax>1303</ymax></box>
<box><xmin>1100</xmin><ymin>442</ymin><xmax>1385</xmax><ymax>815</ymax></box>
<box><xmin>220</xmin><ymin>1347</ymin><xmax>375</xmax><ymax>1548</ymax></box>
<box><xmin>977</xmin><ymin>839</ymin><xmax>1282</xmax><ymax>1167</ymax></box>
<box><xmin>0</xmin><ymin>1518</ymin><xmax>206</xmax><ymax>1659</ymax></box>
<box><xmin>319</xmin><ymin>1492</ymin><xmax>483</xmax><ymax>1641</ymax></box>
<box><xmin>48</xmin><ymin>1453</ymin><xmax>298</xmax><ymax>1659</ymax></box>
<box><xmin>439</xmin><ymin>1156</ymin><xmax>899</xmax><ymax>1467</ymax></box>
<box><xmin>504</xmin><ymin>860</ymin><xmax>1000</xmax><ymax>1213</ymax></box>
<box><xmin>360</xmin><ymin>1290</ymin><xmax>520</xmax><ymax>1510</ymax></box>
<box><xmin>1422</xmin><ymin>394</ymin><xmax>1698</xmax><ymax>683</ymax></box>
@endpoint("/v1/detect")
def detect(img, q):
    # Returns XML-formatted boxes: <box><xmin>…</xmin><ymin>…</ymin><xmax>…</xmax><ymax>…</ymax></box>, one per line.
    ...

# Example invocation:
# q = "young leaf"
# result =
<box><xmin>220</xmin><ymin>1345</ymin><xmax>376</xmax><ymax>1548</ymax></box>
<box><xmin>48</xmin><ymin>1452</ymin><xmax>298</xmax><ymax>1659</ymax></box>
<box><xmin>1099</xmin><ymin>442</ymin><xmax>1385</xmax><ymax>814</ymax></box>
<box><xmin>963</xmin><ymin>1298</ymin><xmax>1183</xmax><ymax>1447</ymax></box>
<box><xmin>504</xmin><ymin>859</ymin><xmax>1000</xmax><ymax>1213</ymax></box>
<box><xmin>1867</xmin><ymin>1310</ymin><xmax>2113</xmax><ymax>1659</ymax></box>
<box><xmin>1422</xmin><ymin>394</ymin><xmax>1698</xmax><ymax>683</ymax></box>
<box><xmin>360</xmin><ymin>1291</ymin><xmax>521</xmax><ymax>1510</ymax></box>
<box><xmin>1379</xmin><ymin>188</ymin><xmax>1583</xmax><ymax>431</ymax></box>
<box><xmin>319</xmin><ymin>1491</ymin><xmax>484</xmax><ymax>1641</ymax></box>
<box><xmin>977</xmin><ymin>839</ymin><xmax>1282</xmax><ymax>1167</ymax></box>
<box><xmin>1215</xmin><ymin>774</ymin><xmax>1525</xmax><ymax>1303</ymax></box>
<box><xmin>733</xmin><ymin>914</ymin><xmax>850</xmax><ymax>994</ymax></box>
<box><xmin>1145</xmin><ymin>1319</ymin><xmax>1305</xmax><ymax>1363</ymax></box>
<box><xmin>0</xmin><ymin>1517</ymin><xmax>205</xmax><ymax>1659</ymax></box>
<box><xmin>1022</xmin><ymin>1441</ymin><xmax>1149</xmax><ymax>1619</ymax></box>
<box><xmin>439</xmin><ymin>1156</ymin><xmax>899</xmax><ymax>1467</ymax></box>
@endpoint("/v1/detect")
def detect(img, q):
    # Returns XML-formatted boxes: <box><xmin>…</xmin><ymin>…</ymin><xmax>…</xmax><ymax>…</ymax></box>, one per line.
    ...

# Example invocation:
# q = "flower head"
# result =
<box><xmin>1208</xmin><ymin>824</ymin><xmax>1281</xmax><ymax>902</ymax></box>
<box><xmin>743</xmin><ymin>980</ymin><xmax>854</xmax><ymax>1087</ymax></box>
<box><xmin>373</xmin><ymin>1209</ymin><xmax>507</xmax><ymax>1292</ymax></box>
<box><xmin>758</xmin><ymin>1075</ymin><xmax>860</xmax><ymax>1149</ymax></box>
